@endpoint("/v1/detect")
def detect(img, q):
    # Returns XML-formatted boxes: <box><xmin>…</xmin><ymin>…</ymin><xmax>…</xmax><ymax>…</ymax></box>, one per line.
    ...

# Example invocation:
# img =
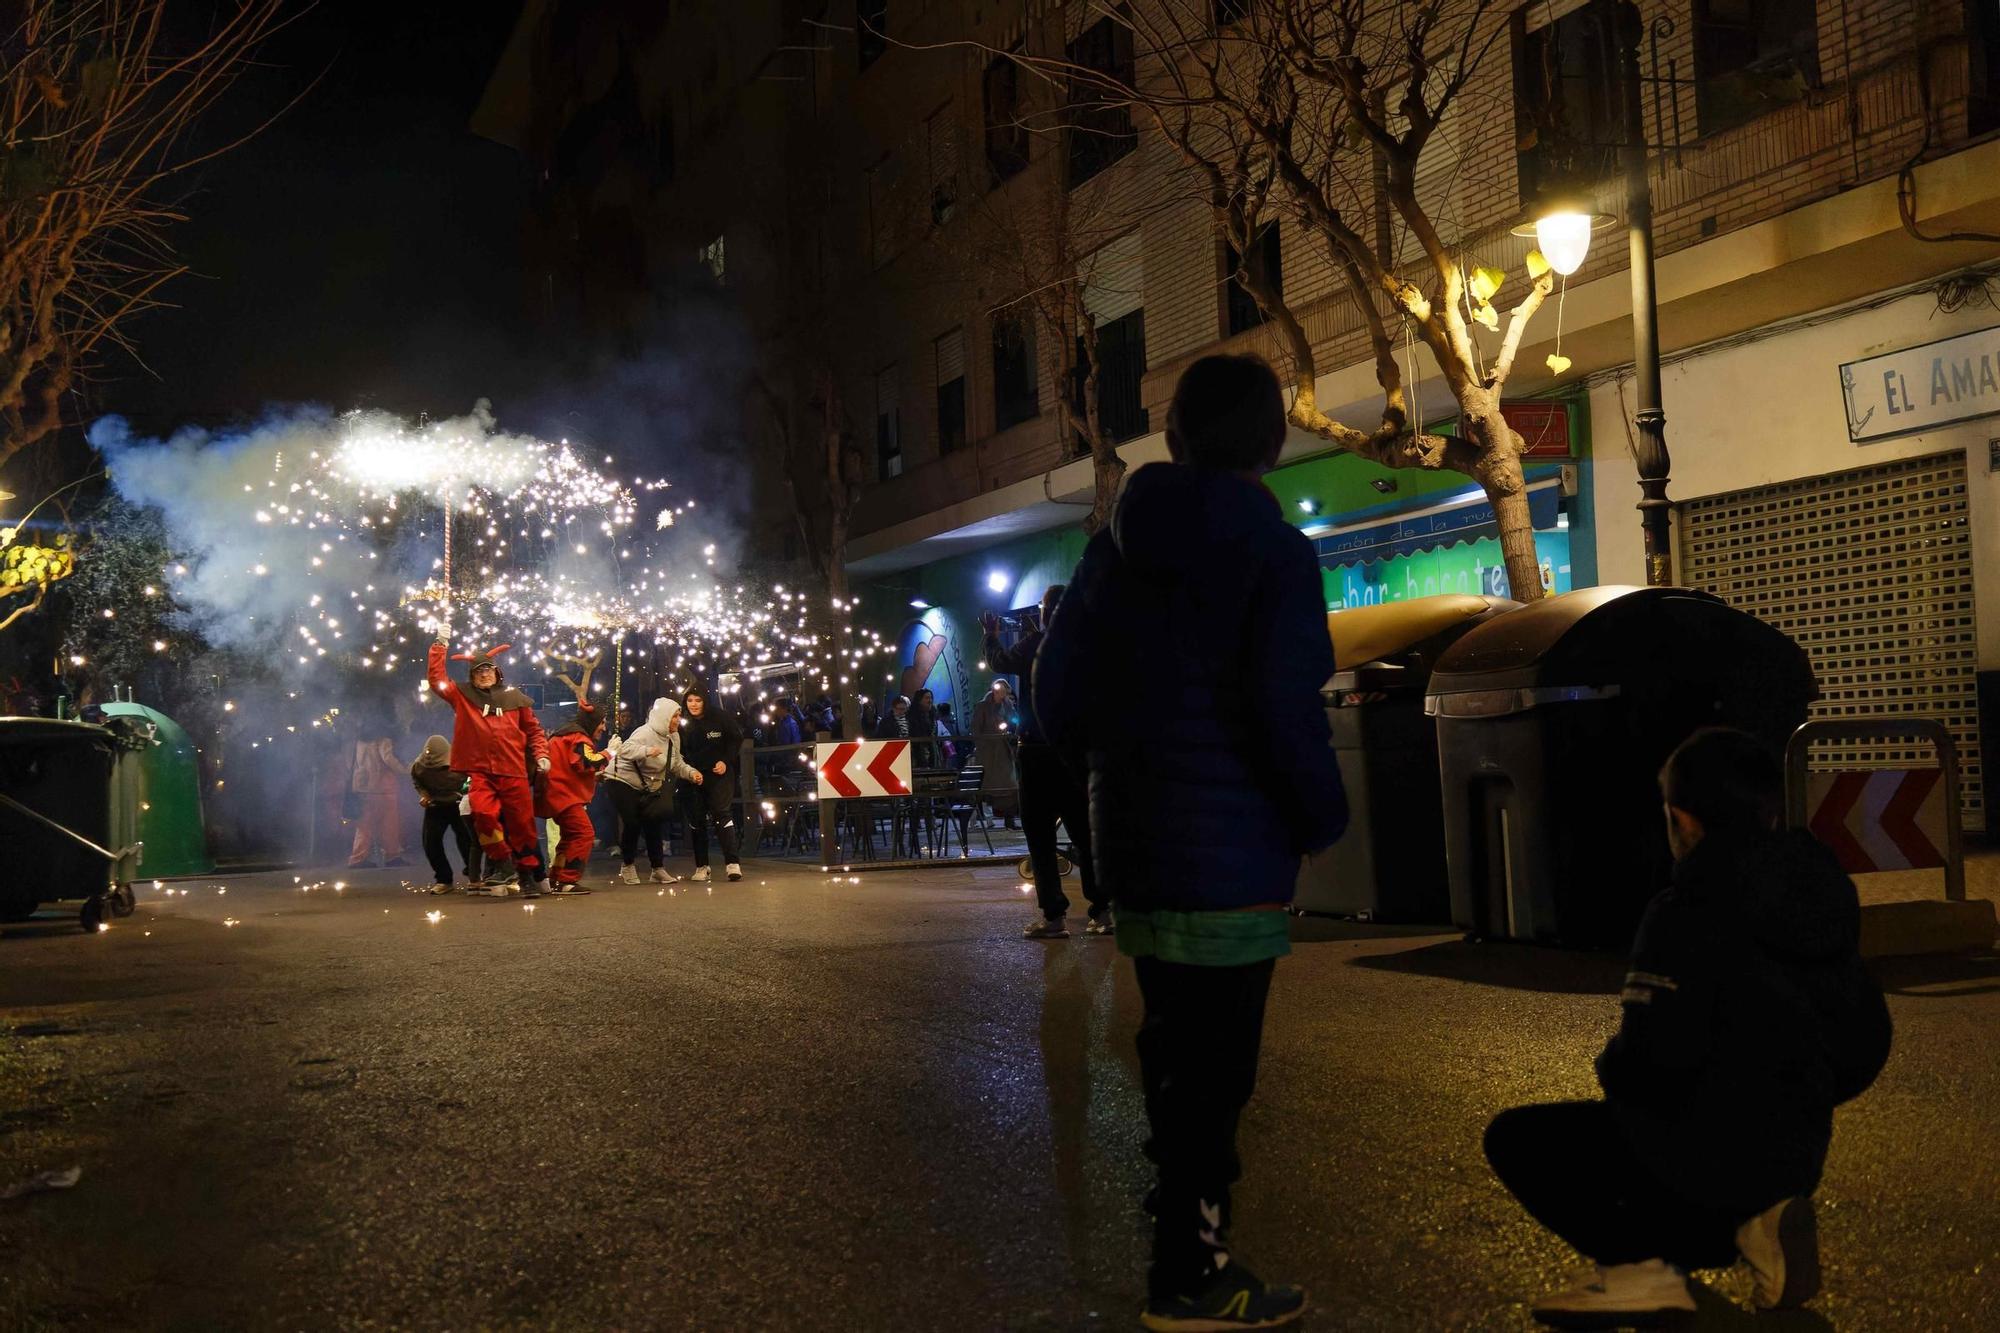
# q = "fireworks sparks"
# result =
<box><xmin>94</xmin><ymin>403</ymin><xmax>899</xmax><ymax>757</ymax></box>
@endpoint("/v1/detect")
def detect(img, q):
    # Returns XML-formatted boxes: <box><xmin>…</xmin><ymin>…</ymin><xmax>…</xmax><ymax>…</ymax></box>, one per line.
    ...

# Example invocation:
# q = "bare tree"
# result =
<box><xmin>0</xmin><ymin>0</ymin><xmax>289</xmax><ymax>472</ymax></box>
<box><xmin>941</xmin><ymin>1</ymin><xmax>1561</xmax><ymax>601</ymax></box>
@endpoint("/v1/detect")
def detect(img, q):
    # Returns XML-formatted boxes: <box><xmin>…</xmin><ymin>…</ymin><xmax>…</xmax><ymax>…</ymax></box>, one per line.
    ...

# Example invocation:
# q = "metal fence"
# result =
<box><xmin>728</xmin><ymin>737</ymin><xmax>1026</xmax><ymax>866</ymax></box>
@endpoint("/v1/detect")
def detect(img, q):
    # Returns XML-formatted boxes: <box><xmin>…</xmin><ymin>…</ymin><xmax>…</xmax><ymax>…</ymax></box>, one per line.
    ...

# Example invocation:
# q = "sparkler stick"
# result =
<box><xmin>440</xmin><ymin>500</ymin><xmax>453</xmax><ymax>634</ymax></box>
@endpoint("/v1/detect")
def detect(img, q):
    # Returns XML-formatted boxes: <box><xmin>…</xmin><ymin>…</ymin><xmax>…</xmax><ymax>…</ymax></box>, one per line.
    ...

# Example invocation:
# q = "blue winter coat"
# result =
<box><xmin>1034</xmin><ymin>462</ymin><xmax>1348</xmax><ymax>912</ymax></box>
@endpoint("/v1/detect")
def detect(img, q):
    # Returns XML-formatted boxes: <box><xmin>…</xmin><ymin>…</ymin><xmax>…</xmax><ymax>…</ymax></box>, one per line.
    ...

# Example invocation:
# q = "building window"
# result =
<box><xmin>1692</xmin><ymin>0</ymin><xmax>1820</xmax><ymax>137</ymax></box>
<box><xmin>927</xmin><ymin>104</ymin><xmax>959</xmax><ymax>226</ymax></box>
<box><xmin>1973</xmin><ymin>0</ymin><xmax>2000</xmax><ymax>136</ymax></box>
<box><xmin>1065</xmin><ymin>16</ymin><xmax>1137</xmax><ymax>188</ymax></box>
<box><xmin>984</xmin><ymin>54</ymin><xmax>1029</xmax><ymax>186</ymax></box>
<box><xmin>992</xmin><ymin>313</ymin><xmax>1039</xmax><ymax>432</ymax></box>
<box><xmin>698</xmin><ymin>234</ymin><xmax>725</xmax><ymax>285</ymax></box>
<box><xmin>1513</xmin><ymin>0</ymin><xmax>1627</xmax><ymax>205</ymax></box>
<box><xmin>876</xmin><ymin>365</ymin><xmax>902</xmax><ymax>480</ymax></box>
<box><xmin>1225</xmin><ymin>222</ymin><xmax>1280</xmax><ymax>335</ymax></box>
<box><xmin>858</xmin><ymin>0</ymin><xmax>888</xmax><ymax>71</ymax></box>
<box><xmin>935</xmin><ymin>328</ymin><xmax>966</xmax><ymax>455</ymax></box>
<box><xmin>1072</xmin><ymin>309</ymin><xmax>1149</xmax><ymax>447</ymax></box>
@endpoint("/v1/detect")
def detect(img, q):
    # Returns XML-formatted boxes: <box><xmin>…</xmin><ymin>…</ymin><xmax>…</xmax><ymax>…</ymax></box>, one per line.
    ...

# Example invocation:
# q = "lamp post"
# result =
<box><xmin>1522</xmin><ymin>0</ymin><xmax>1673</xmax><ymax>587</ymax></box>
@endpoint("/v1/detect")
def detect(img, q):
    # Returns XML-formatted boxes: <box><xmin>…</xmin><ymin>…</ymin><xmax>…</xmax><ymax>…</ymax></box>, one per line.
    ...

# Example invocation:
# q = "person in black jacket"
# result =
<box><xmin>1484</xmin><ymin>727</ymin><xmax>1891</xmax><ymax>1327</ymax></box>
<box><xmin>678</xmin><ymin>686</ymin><xmax>745</xmax><ymax>883</ymax></box>
<box><xmin>409</xmin><ymin>735</ymin><xmax>477</xmax><ymax>892</ymax></box>
<box><xmin>984</xmin><ymin>588</ymin><xmax>1107</xmax><ymax>938</ymax></box>
<box><xmin>1035</xmin><ymin>354</ymin><xmax>1348</xmax><ymax>1332</ymax></box>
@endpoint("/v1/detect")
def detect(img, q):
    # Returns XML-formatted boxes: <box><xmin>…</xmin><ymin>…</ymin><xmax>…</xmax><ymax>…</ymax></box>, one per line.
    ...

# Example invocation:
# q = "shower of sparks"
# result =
<box><xmin>108</xmin><ymin>408</ymin><xmax>897</xmax><ymax>752</ymax></box>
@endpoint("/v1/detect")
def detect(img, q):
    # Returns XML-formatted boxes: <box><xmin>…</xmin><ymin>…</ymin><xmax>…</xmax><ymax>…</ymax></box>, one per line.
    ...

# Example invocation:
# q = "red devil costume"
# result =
<box><xmin>537</xmin><ymin>703</ymin><xmax>609</xmax><ymax>891</ymax></box>
<box><xmin>427</xmin><ymin>638</ymin><xmax>548</xmax><ymax>888</ymax></box>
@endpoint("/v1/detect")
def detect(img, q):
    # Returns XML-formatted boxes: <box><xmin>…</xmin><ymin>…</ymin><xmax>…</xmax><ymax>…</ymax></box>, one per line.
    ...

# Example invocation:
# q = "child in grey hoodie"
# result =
<box><xmin>602</xmin><ymin>697</ymin><xmax>701</xmax><ymax>883</ymax></box>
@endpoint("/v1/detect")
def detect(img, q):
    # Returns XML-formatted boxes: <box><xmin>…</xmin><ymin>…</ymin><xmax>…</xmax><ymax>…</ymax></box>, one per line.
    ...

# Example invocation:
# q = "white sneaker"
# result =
<box><xmin>619</xmin><ymin>864</ymin><xmax>640</xmax><ymax>886</ymax></box>
<box><xmin>649</xmin><ymin>867</ymin><xmax>675</xmax><ymax>884</ymax></box>
<box><xmin>489</xmin><ymin>883</ymin><xmax>519</xmax><ymax>899</ymax></box>
<box><xmin>1530</xmin><ymin>1259</ymin><xmax>1694</xmax><ymax>1326</ymax></box>
<box><xmin>1736</xmin><ymin>1196</ymin><xmax>1819</xmax><ymax>1311</ymax></box>
<box><xmin>725</xmin><ymin>863</ymin><xmax>743</xmax><ymax>882</ymax></box>
<box><xmin>691</xmin><ymin>866</ymin><xmax>711</xmax><ymax>883</ymax></box>
<box><xmin>1084</xmin><ymin>911</ymin><xmax>1114</xmax><ymax>936</ymax></box>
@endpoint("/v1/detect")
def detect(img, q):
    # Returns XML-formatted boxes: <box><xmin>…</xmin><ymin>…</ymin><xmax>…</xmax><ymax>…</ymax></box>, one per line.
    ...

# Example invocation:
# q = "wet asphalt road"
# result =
<box><xmin>1</xmin><ymin>856</ymin><xmax>1996</xmax><ymax>1332</ymax></box>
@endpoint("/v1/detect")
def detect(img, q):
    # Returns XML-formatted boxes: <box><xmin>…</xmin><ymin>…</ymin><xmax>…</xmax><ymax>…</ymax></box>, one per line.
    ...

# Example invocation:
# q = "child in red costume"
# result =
<box><xmin>538</xmin><ymin>702</ymin><xmax>610</xmax><ymax>894</ymax></box>
<box><xmin>427</xmin><ymin>636</ymin><xmax>549</xmax><ymax>895</ymax></box>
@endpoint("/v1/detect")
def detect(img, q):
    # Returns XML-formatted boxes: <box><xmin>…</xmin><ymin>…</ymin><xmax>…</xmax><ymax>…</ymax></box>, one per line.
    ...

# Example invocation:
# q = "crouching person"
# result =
<box><xmin>538</xmin><ymin>702</ymin><xmax>610</xmax><ymax>895</ymax></box>
<box><xmin>1484</xmin><ymin>727</ymin><xmax>1892</xmax><ymax>1326</ymax></box>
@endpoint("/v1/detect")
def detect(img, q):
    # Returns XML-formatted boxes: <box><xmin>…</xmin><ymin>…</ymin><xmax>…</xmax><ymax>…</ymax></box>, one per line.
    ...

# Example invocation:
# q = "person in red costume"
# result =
<box><xmin>427</xmin><ymin>635</ymin><xmax>549</xmax><ymax>896</ymax></box>
<box><xmin>538</xmin><ymin>701</ymin><xmax>609</xmax><ymax>895</ymax></box>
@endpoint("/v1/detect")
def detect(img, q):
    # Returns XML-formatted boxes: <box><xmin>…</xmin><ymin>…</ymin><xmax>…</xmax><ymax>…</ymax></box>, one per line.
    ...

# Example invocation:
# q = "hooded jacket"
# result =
<box><xmin>1034</xmin><ymin>462</ymin><xmax>1348</xmax><ymax>912</ymax></box>
<box><xmin>605</xmin><ymin>698</ymin><xmax>699</xmax><ymax>793</ymax></box>
<box><xmin>1597</xmin><ymin>829</ymin><xmax>1893</xmax><ymax>1215</ymax></box>
<box><xmin>409</xmin><ymin>735</ymin><xmax>467</xmax><ymax>804</ymax></box>
<box><xmin>678</xmin><ymin>697</ymin><xmax>742</xmax><ymax>776</ymax></box>
<box><xmin>426</xmin><ymin>642</ymin><xmax>548</xmax><ymax>776</ymax></box>
<box><xmin>535</xmin><ymin>707</ymin><xmax>610</xmax><ymax>816</ymax></box>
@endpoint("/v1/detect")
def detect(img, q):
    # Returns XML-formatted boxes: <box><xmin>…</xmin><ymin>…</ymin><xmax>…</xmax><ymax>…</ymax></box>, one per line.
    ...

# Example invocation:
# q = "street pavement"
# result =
<box><xmin>2</xmin><ymin>854</ymin><xmax>1997</xmax><ymax>1331</ymax></box>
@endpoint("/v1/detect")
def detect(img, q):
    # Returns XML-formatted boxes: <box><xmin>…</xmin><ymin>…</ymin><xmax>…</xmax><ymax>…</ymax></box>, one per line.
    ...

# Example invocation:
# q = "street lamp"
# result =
<box><xmin>1514</xmin><ymin>0</ymin><xmax>1674</xmax><ymax>588</ymax></box>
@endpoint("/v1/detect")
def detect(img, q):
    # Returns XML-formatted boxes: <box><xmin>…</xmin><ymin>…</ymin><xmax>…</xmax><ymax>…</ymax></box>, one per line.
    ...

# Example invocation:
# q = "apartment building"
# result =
<box><xmin>480</xmin><ymin>1</ymin><xmax>2000</xmax><ymax>834</ymax></box>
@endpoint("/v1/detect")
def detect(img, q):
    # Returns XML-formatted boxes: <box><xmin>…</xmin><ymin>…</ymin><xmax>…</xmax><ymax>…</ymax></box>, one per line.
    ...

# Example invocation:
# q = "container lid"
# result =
<box><xmin>0</xmin><ymin>717</ymin><xmax>116</xmax><ymax>752</ymax></box>
<box><xmin>1427</xmin><ymin>585</ymin><xmax>1784</xmax><ymax>692</ymax></box>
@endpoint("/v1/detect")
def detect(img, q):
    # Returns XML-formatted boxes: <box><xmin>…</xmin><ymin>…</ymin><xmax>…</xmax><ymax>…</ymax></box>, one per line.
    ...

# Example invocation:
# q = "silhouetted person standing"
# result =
<box><xmin>1037</xmin><ymin>354</ymin><xmax>1347</xmax><ymax>1330</ymax></box>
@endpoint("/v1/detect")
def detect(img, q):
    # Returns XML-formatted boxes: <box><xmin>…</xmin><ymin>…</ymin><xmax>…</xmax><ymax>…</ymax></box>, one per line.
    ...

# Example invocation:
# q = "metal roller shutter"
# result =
<box><xmin>1677</xmin><ymin>450</ymin><xmax>1984</xmax><ymax>829</ymax></box>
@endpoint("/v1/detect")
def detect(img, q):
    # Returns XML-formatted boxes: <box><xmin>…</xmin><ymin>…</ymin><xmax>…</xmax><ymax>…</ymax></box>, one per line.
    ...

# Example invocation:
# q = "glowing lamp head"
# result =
<box><xmin>986</xmin><ymin>570</ymin><xmax>1009</xmax><ymax>594</ymax></box>
<box><xmin>1533</xmin><ymin>211</ymin><xmax>1594</xmax><ymax>276</ymax></box>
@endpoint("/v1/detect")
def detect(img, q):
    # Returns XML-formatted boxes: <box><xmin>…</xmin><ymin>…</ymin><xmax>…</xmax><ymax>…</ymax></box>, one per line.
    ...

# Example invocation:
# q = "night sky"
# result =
<box><xmin>93</xmin><ymin>1</ymin><xmax>531</xmax><ymax>433</ymax></box>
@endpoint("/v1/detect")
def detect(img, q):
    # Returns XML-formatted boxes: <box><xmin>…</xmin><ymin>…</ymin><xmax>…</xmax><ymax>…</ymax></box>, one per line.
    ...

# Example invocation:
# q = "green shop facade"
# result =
<box><xmin>854</xmin><ymin>398</ymin><xmax>1597</xmax><ymax>716</ymax></box>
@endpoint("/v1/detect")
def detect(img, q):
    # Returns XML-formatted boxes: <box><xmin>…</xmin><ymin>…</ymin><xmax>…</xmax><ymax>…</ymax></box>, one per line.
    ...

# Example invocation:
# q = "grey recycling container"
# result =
<box><xmin>1296</xmin><ymin>594</ymin><xmax>1519</xmax><ymax>921</ymax></box>
<box><xmin>1426</xmin><ymin>586</ymin><xmax>1816</xmax><ymax>948</ymax></box>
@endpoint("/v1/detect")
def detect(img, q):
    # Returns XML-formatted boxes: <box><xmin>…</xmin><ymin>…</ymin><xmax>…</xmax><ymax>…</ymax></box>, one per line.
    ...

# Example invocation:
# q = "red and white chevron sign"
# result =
<box><xmin>1806</xmin><ymin>769</ymin><xmax>1949</xmax><ymax>873</ymax></box>
<box><xmin>814</xmin><ymin>740</ymin><xmax>912</xmax><ymax>800</ymax></box>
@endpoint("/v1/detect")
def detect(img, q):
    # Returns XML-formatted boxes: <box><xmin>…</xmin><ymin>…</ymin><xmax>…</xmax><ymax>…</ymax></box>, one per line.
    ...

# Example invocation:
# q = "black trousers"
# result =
<box><xmin>683</xmin><ymin>775</ymin><xmax>741</xmax><ymax>867</ymax></box>
<box><xmin>607</xmin><ymin>781</ymin><xmax>669</xmax><ymax>869</ymax></box>
<box><xmin>1483</xmin><ymin>1100</ymin><xmax>1744</xmax><ymax>1270</ymax></box>
<box><xmin>421</xmin><ymin>805</ymin><xmax>477</xmax><ymax>885</ymax></box>
<box><xmin>1135</xmin><ymin>955</ymin><xmax>1275</xmax><ymax>1298</ymax></box>
<box><xmin>1019</xmin><ymin>743</ymin><xmax>1104</xmax><ymax>921</ymax></box>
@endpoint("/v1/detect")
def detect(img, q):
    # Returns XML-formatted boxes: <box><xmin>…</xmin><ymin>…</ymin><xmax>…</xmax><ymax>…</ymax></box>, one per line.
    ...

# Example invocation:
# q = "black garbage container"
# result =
<box><xmin>1296</xmin><ymin>594</ymin><xmax>1519</xmax><ymax>921</ymax></box>
<box><xmin>0</xmin><ymin>718</ymin><xmax>145</xmax><ymax>928</ymax></box>
<box><xmin>1426</xmin><ymin>586</ymin><xmax>1816</xmax><ymax>947</ymax></box>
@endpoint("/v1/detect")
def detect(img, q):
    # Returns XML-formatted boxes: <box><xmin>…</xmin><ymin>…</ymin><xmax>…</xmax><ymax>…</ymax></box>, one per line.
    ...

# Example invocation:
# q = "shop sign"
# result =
<box><xmin>1501</xmin><ymin>402</ymin><xmax>1573</xmax><ymax>458</ymax></box>
<box><xmin>1322</xmin><ymin>531</ymin><xmax>1573</xmax><ymax>608</ymax></box>
<box><xmin>1841</xmin><ymin>324</ymin><xmax>2000</xmax><ymax>443</ymax></box>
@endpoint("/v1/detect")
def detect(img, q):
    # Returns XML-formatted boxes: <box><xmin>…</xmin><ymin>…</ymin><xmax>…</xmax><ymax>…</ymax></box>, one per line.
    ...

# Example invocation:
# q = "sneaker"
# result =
<box><xmin>488</xmin><ymin>883</ymin><xmax>519</xmax><ymax>899</ymax></box>
<box><xmin>725</xmin><ymin>863</ymin><xmax>743</xmax><ymax>882</ymax></box>
<box><xmin>547</xmin><ymin>882</ymin><xmax>591</xmax><ymax>896</ymax></box>
<box><xmin>1141</xmin><ymin>1262</ymin><xmax>1306</xmax><ymax>1331</ymax></box>
<box><xmin>619</xmin><ymin>864</ymin><xmax>640</xmax><ymax>885</ymax></box>
<box><xmin>649</xmin><ymin>867</ymin><xmax>675</xmax><ymax>884</ymax></box>
<box><xmin>692</xmin><ymin>866</ymin><xmax>711</xmax><ymax>883</ymax></box>
<box><xmin>430</xmin><ymin>882</ymin><xmax>456</xmax><ymax>896</ymax></box>
<box><xmin>1085</xmin><ymin>911</ymin><xmax>1115</xmax><ymax>936</ymax></box>
<box><xmin>483</xmin><ymin>864</ymin><xmax>516</xmax><ymax>888</ymax></box>
<box><xmin>1736</xmin><ymin>1196</ymin><xmax>1819</xmax><ymax>1311</ymax></box>
<box><xmin>382</xmin><ymin>857</ymin><xmax>410</xmax><ymax>868</ymax></box>
<box><xmin>1530</xmin><ymin>1259</ymin><xmax>1695</xmax><ymax>1328</ymax></box>
<box><xmin>1023</xmin><ymin>916</ymin><xmax>1069</xmax><ymax>939</ymax></box>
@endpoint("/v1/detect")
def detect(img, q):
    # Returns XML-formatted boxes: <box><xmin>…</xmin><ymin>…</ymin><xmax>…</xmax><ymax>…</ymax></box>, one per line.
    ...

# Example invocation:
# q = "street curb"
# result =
<box><xmin>1859</xmin><ymin>899</ymin><xmax>1998</xmax><ymax>958</ymax></box>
